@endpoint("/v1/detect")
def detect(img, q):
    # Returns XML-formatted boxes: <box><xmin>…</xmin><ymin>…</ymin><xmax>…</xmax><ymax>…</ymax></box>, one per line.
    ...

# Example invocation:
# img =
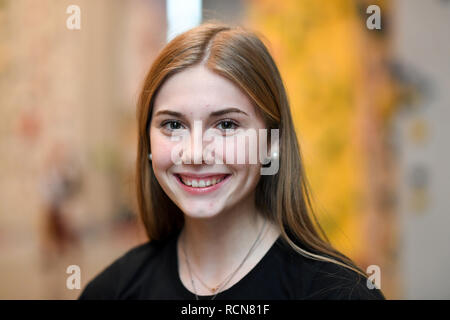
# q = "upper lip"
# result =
<box><xmin>174</xmin><ymin>173</ymin><xmax>231</xmax><ymax>179</ymax></box>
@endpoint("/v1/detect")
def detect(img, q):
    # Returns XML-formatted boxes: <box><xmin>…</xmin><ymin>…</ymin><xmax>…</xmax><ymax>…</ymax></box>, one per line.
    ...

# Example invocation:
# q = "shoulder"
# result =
<box><xmin>78</xmin><ymin>236</ymin><xmax>172</xmax><ymax>300</ymax></box>
<box><xmin>269</xmin><ymin>238</ymin><xmax>385</xmax><ymax>299</ymax></box>
<box><xmin>305</xmin><ymin>259</ymin><xmax>386</xmax><ymax>300</ymax></box>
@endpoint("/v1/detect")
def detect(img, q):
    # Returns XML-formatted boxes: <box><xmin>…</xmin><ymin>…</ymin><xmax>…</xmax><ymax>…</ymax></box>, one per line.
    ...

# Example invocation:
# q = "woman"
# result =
<box><xmin>79</xmin><ymin>22</ymin><xmax>385</xmax><ymax>300</ymax></box>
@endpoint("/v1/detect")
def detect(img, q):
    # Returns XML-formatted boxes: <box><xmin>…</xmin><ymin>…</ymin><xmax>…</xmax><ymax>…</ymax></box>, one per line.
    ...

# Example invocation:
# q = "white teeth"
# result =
<box><xmin>180</xmin><ymin>175</ymin><xmax>228</xmax><ymax>188</ymax></box>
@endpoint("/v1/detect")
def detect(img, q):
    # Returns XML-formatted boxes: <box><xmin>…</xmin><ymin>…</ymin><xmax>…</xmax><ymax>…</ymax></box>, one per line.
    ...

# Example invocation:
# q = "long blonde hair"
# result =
<box><xmin>136</xmin><ymin>22</ymin><xmax>368</xmax><ymax>278</ymax></box>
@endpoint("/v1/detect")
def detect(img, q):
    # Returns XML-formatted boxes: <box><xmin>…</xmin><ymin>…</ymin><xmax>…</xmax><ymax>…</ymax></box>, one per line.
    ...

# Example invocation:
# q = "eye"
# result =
<box><xmin>161</xmin><ymin>120</ymin><xmax>184</xmax><ymax>131</ymax></box>
<box><xmin>217</xmin><ymin>120</ymin><xmax>238</xmax><ymax>131</ymax></box>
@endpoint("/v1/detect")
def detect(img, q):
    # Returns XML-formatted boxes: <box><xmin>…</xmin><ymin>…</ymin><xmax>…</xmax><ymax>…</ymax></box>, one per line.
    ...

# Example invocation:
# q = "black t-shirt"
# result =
<box><xmin>79</xmin><ymin>230</ymin><xmax>385</xmax><ymax>300</ymax></box>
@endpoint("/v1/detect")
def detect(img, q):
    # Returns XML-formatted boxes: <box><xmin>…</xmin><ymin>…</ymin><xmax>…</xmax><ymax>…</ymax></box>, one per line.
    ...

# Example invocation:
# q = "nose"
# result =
<box><xmin>181</xmin><ymin>120</ymin><xmax>205</xmax><ymax>164</ymax></box>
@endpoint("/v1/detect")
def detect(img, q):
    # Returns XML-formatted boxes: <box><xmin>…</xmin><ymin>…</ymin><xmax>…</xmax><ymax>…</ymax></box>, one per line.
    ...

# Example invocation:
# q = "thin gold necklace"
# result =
<box><xmin>181</xmin><ymin>219</ymin><xmax>268</xmax><ymax>300</ymax></box>
<box><xmin>190</xmin><ymin>221</ymin><xmax>269</xmax><ymax>294</ymax></box>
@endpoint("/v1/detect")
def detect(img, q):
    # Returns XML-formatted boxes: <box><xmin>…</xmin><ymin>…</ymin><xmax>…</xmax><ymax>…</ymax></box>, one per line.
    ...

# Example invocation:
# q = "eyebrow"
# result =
<box><xmin>154</xmin><ymin>107</ymin><xmax>249</xmax><ymax>118</ymax></box>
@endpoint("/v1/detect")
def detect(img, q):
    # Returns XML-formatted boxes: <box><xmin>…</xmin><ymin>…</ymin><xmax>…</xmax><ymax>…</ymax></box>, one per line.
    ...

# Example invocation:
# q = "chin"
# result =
<box><xmin>184</xmin><ymin>211</ymin><xmax>221</xmax><ymax>219</ymax></box>
<box><xmin>179</xmin><ymin>201</ymin><xmax>225</xmax><ymax>219</ymax></box>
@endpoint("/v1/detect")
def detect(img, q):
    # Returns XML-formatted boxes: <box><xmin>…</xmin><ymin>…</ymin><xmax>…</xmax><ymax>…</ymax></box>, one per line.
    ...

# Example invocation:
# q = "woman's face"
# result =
<box><xmin>149</xmin><ymin>64</ymin><xmax>267</xmax><ymax>219</ymax></box>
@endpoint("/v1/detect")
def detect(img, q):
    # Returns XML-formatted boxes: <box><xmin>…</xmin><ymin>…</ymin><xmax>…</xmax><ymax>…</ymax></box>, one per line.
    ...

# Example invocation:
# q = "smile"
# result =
<box><xmin>174</xmin><ymin>173</ymin><xmax>231</xmax><ymax>194</ymax></box>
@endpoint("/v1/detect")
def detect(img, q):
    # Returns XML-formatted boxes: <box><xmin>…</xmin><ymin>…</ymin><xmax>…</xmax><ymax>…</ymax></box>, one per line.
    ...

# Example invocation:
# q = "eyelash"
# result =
<box><xmin>160</xmin><ymin>119</ymin><xmax>239</xmax><ymax>132</ymax></box>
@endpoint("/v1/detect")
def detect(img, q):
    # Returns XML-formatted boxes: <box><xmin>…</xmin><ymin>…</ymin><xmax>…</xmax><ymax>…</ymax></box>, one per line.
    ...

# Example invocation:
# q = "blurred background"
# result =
<box><xmin>0</xmin><ymin>0</ymin><xmax>449</xmax><ymax>299</ymax></box>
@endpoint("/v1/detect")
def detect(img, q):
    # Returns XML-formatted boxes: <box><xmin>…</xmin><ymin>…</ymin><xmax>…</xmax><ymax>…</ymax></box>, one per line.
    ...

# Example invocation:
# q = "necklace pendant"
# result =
<box><xmin>211</xmin><ymin>287</ymin><xmax>217</xmax><ymax>293</ymax></box>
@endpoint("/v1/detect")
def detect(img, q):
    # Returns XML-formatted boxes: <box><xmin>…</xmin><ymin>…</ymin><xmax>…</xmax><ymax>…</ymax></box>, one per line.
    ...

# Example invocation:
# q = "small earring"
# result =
<box><xmin>148</xmin><ymin>153</ymin><xmax>152</xmax><ymax>161</ymax></box>
<box><xmin>263</xmin><ymin>152</ymin><xmax>277</xmax><ymax>165</ymax></box>
<box><xmin>262</xmin><ymin>155</ymin><xmax>271</xmax><ymax>166</ymax></box>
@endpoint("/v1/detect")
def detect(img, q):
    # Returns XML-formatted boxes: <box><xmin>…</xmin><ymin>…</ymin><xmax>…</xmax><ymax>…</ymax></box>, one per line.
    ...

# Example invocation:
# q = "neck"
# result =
<box><xmin>178</xmin><ymin>195</ymin><xmax>278</xmax><ymax>284</ymax></box>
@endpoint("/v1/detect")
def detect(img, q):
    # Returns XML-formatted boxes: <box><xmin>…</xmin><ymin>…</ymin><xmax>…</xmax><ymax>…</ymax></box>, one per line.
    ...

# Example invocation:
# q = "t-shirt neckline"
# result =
<box><xmin>170</xmin><ymin>231</ymin><xmax>282</xmax><ymax>299</ymax></box>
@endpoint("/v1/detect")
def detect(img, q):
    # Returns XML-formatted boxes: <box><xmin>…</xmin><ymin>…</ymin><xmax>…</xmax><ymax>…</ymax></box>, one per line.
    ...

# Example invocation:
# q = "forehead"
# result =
<box><xmin>152</xmin><ymin>65</ymin><xmax>257</xmax><ymax>117</ymax></box>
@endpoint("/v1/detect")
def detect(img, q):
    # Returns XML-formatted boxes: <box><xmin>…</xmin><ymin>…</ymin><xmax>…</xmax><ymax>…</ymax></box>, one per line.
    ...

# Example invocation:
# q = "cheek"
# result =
<box><xmin>204</xmin><ymin>133</ymin><xmax>265</xmax><ymax>168</ymax></box>
<box><xmin>150</xmin><ymin>133</ymin><xmax>174</xmax><ymax>170</ymax></box>
<box><xmin>229</xmin><ymin>162</ymin><xmax>262</xmax><ymax>198</ymax></box>
<box><xmin>220</xmin><ymin>134</ymin><xmax>260</xmax><ymax>165</ymax></box>
<box><xmin>221</xmin><ymin>136</ymin><xmax>262</xmax><ymax>180</ymax></box>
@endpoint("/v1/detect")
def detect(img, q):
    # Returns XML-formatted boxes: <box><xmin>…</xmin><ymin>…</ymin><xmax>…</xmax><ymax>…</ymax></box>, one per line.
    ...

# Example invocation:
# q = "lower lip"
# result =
<box><xmin>174</xmin><ymin>174</ymin><xmax>231</xmax><ymax>195</ymax></box>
